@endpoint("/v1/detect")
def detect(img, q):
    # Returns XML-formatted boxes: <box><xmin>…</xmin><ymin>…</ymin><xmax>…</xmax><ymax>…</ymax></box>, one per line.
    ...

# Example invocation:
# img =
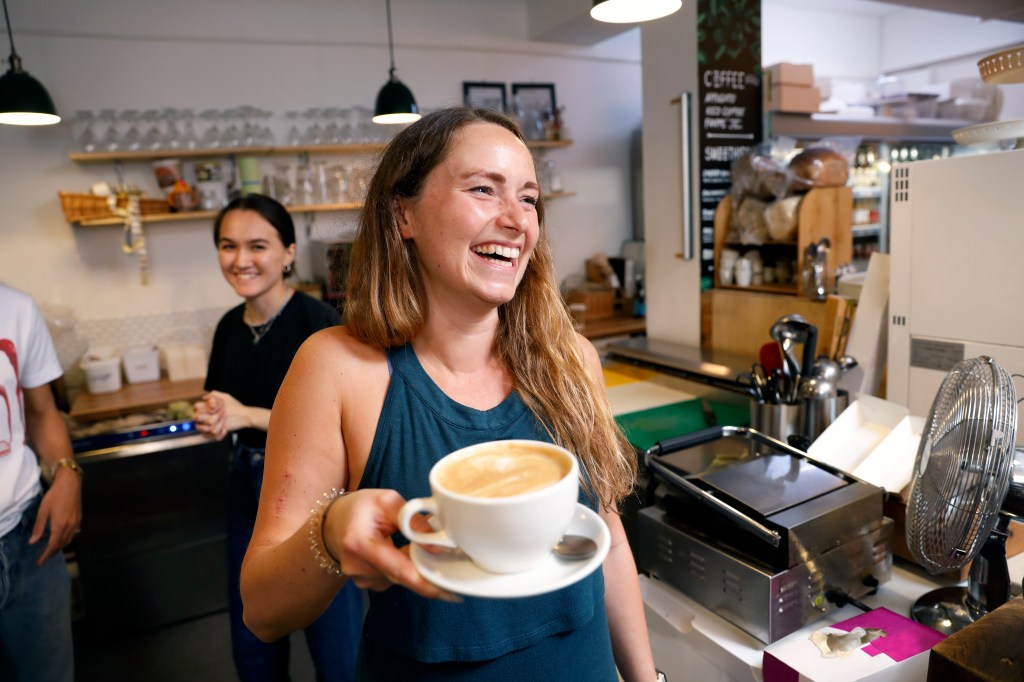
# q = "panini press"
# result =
<box><xmin>636</xmin><ymin>425</ymin><xmax>892</xmax><ymax>644</ymax></box>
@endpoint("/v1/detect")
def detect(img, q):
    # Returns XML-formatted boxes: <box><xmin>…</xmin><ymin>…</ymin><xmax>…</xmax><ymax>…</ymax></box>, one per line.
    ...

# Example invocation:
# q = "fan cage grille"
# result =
<box><xmin>906</xmin><ymin>356</ymin><xmax>1017</xmax><ymax>574</ymax></box>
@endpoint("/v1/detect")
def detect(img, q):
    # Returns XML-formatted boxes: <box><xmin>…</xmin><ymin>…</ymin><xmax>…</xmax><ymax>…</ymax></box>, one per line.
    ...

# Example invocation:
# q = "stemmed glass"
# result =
<box><xmin>141</xmin><ymin>109</ymin><xmax>163</xmax><ymax>151</ymax></box>
<box><xmin>284</xmin><ymin>111</ymin><xmax>303</xmax><ymax>147</ymax></box>
<box><xmin>179</xmin><ymin>109</ymin><xmax>201</xmax><ymax>150</ymax></box>
<box><xmin>98</xmin><ymin>109</ymin><xmax>120</xmax><ymax>152</ymax></box>
<box><xmin>221</xmin><ymin>108</ymin><xmax>243</xmax><ymax>148</ymax></box>
<box><xmin>303</xmin><ymin>108</ymin><xmax>324</xmax><ymax>146</ymax></box>
<box><xmin>323</xmin><ymin>107</ymin><xmax>343</xmax><ymax>145</ymax></box>
<box><xmin>255</xmin><ymin>109</ymin><xmax>275</xmax><ymax>145</ymax></box>
<box><xmin>74</xmin><ymin>110</ymin><xmax>98</xmax><ymax>152</ymax></box>
<box><xmin>160</xmin><ymin>108</ymin><xmax>183</xmax><ymax>151</ymax></box>
<box><xmin>352</xmin><ymin>106</ymin><xmax>373</xmax><ymax>143</ymax></box>
<box><xmin>120</xmin><ymin>110</ymin><xmax>143</xmax><ymax>152</ymax></box>
<box><xmin>199</xmin><ymin>109</ymin><xmax>223</xmax><ymax>149</ymax></box>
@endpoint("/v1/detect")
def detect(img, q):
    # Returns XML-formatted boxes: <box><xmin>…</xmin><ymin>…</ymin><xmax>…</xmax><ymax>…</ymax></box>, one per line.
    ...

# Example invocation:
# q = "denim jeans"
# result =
<box><xmin>228</xmin><ymin>441</ymin><xmax>363</xmax><ymax>682</ymax></box>
<box><xmin>0</xmin><ymin>495</ymin><xmax>74</xmax><ymax>682</ymax></box>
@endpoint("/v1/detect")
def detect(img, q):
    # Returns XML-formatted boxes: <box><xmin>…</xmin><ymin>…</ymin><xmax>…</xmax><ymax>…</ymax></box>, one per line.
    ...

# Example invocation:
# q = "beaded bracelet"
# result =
<box><xmin>308</xmin><ymin>487</ymin><xmax>346</xmax><ymax>577</ymax></box>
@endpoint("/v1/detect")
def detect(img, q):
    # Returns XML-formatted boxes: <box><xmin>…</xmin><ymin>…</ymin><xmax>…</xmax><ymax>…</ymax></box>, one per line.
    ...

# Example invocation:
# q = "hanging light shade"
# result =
<box><xmin>590</xmin><ymin>0</ymin><xmax>682</xmax><ymax>23</ymax></box>
<box><xmin>372</xmin><ymin>0</ymin><xmax>420</xmax><ymax>125</ymax></box>
<box><xmin>0</xmin><ymin>0</ymin><xmax>59</xmax><ymax>125</ymax></box>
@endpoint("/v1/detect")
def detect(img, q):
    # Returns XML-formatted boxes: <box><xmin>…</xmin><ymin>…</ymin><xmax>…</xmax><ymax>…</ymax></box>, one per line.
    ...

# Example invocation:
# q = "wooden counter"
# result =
<box><xmin>70</xmin><ymin>378</ymin><xmax>205</xmax><ymax>422</ymax></box>
<box><xmin>581</xmin><ymin>312</ymin><xmax>646</xmax><ymax>340</ymax></box>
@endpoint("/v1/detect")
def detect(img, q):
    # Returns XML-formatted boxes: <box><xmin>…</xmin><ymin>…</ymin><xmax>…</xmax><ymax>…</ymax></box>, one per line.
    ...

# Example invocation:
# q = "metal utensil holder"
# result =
<box><xmin>749</xmin><ymin>389</ymin><xmax>849</xmax><ymax>454</ymax></box>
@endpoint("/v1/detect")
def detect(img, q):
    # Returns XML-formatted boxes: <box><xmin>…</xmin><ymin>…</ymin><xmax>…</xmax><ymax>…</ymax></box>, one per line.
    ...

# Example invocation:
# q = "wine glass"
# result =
<box><xmin>303</xmin><ymin>108</ymin><xmax>324</xmax><ymax>146</ymax></box>
<box><xmin>73</xmin><ymin>110</ymin><xmax>98</xmax><ymax>153</ymax></box>
<box><xmin>179</xmin><ymin>109</ymin><xmax>201</xmax><ymax>150</ymax></box>
<box><xmin>98</xmin><ymin>109</ymin><xmax>120</xmax><ymax>152</ymax></box>
<box><xmin>199</xmin><ymin>109</ymin><xmax>223</xmax><ymax>149</ymax></box>
<box><xmin>120</xmin><ymin>110</ymin><xmax>143</xmax><ymax>151</ymax></box>
<box><xmin>284</xmin><ymin>111</ymin><xmax>303</xmax><ymax>147</ymax></box>
<box><xmin>160</xmin><ymin>108</ymin><xmax>183</xmax><ymax>151</ymax></box>
<box><xmin>323</xmin><ymin>107</ymin><xmax>342</xmax><ymax>145</ymax></box>
<box><xmin>222</xmin><ymin>108</ymin><xmax>243</xmax><ymax>148</ymax></box>
<box><xmin>140</xmin><ymin>109</ymin><xmax>163</xmax><ymax>151</ymax></box>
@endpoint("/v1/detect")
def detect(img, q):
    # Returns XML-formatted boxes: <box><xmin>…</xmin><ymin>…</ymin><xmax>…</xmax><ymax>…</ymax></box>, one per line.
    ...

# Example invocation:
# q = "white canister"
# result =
<box><xmin>734</xmin><ymin>258</ymin><xmax>754</xmax><ymax>287</ymax></box>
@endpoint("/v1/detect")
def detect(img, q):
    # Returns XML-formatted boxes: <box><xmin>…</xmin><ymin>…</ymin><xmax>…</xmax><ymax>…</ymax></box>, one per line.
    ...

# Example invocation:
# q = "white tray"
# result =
<box><xmin>808</xmin><ymin>394</ymin><xmax>907</xmax><ymax>480</ymax></box>
<box><xmin>851</xmin><ymin>415</ymin><xmax>925</xmax><ymax>494</ymax></box>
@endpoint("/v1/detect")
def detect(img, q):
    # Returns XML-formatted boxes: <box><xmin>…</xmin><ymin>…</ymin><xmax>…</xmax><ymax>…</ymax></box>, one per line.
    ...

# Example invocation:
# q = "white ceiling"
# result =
<box><xmin>766</xmin><ymin>0</ymin><xmax>1024</xmax><ymax>23</ymax></box>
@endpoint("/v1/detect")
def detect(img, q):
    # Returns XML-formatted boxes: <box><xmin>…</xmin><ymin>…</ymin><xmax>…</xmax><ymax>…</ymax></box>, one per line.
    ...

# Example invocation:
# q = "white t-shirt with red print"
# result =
<box><xmin>0</xmin><ymin>284</ymin><xmax>62</xmax><ymax>538</ymax></box>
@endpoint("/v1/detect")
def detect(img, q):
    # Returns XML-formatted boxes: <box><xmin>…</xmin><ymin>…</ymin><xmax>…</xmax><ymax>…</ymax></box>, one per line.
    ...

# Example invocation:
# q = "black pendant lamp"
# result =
<box><xmin>0</xmin><ymin>0</ymin><xmax>59</xmax><ymax>125</ymax></box>
<box><xmin>372</xmin><ymin>0</ymin><xmax>420</xmax><ymax>125</ymax></box>
<box><xmin>590</xmin><ymin>0</ymin><xmax>682</xmax><ymax>23</ymax></box>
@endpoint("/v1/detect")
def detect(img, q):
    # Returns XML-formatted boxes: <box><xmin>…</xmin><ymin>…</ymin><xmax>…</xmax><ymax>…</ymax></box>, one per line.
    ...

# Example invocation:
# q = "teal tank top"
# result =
<box><xmin>358</xmin><ymin>343</ymin><xmax>614</xmax><ymax>676</ymax></box>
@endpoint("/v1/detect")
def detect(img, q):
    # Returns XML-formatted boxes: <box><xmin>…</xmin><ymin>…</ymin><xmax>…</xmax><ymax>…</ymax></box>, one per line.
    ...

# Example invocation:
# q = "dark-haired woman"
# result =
<box><xmin>194</xmin><ymin>194</ymin><xmax>363</xmax><ymax>682</ymax></box>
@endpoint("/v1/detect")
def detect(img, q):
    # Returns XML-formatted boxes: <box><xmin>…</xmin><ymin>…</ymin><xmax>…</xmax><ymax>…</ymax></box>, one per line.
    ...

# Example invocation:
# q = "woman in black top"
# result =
<box><xmin>194</xmin><ymin>194</ymin><xmax>362</xmax><ymax>682</ymax></box>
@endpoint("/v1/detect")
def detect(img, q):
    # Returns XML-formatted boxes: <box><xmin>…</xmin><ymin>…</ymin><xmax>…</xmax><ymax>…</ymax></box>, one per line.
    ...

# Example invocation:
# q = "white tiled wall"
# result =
<box><xmin>54</xmin><ymin>306</ymin><xmax>227</xmax><ymax>391</ymax></box>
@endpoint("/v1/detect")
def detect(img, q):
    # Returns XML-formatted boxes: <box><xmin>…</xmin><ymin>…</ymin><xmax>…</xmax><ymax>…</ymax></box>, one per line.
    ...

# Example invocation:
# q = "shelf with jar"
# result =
<box><xmin>63</xmin><ymin>139</ymin><xmax>575</xmax><ymax>227</ymax></box>
<box><xmin>712</xmin><ymin>185</ymin><xmax>853</xmax><ymax>295</ymax></box>
<box><xmin>67</xmin><ymin>139</ymin><xmax>572</xmax><ymax>163</ymax></box>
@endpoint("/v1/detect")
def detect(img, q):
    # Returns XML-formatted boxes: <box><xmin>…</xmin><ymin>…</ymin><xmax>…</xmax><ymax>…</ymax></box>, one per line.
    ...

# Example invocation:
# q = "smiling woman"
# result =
<box><xmin>238</xmin><ymin>108</ymin><xmax>658</xmax><ymax>682</ymax></box>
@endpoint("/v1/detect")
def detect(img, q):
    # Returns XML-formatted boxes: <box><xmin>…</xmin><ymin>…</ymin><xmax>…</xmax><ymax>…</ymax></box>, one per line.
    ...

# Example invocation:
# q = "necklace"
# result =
<box><xmin>244</xmin><ymin>293</ymin><xmax>292</xmax><ymax>345</ymax></box>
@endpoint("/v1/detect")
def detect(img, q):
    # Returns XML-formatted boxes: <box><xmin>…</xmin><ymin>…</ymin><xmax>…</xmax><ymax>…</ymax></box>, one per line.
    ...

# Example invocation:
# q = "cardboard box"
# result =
<box><xmin>885</xmin><ymin>495</ymin><xmax>1024</xmax><ymax>580</ymax></box>
<box><xmin>766</xmin><ymin>62</ymin><xmax>815</xmax><ymax>87</ymax></box>
<box><xmin>928</xmin><ymin>597</ymin><xmax>1024</xmax><ymax>681</ymax></box>
<box><xmin>770</xmin><ymin>84</ymin><xmax>821</xmax><ymax>113</ymax></box>
<box><xmin>763</xmin><ymin>608</ymin><xmax>946</xmax><ymax>682</ymax></box>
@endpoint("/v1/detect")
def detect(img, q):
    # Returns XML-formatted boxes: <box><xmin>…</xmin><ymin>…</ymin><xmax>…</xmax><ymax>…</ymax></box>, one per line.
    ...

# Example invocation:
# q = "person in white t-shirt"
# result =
<box><xmin>0</xmin><ymin>284</ymin><xmax>81</xmax><ymax>682</ymax></box>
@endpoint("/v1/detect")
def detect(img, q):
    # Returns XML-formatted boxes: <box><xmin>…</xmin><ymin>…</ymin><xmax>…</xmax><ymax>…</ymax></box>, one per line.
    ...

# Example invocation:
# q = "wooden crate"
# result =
<box><xmin>567</xmin><ymin>287</ymin><xmax>615</xmax><ymax>321</ymax></box>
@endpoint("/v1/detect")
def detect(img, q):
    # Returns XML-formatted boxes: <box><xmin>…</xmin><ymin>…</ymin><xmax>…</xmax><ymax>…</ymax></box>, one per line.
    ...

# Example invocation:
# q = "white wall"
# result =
<box><xmin>762</xmin><ymin>3</ymin><xmax>884</xmax><ymax>79</ymax></box>
<box><xmin>0</xmin><ymin>0</ymin><xmax>642</xmax><ymax>321</ymax></box>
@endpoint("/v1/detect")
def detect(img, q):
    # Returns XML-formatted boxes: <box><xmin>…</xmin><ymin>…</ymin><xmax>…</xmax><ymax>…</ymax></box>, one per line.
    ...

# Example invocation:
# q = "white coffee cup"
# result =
<box><xmin>398</xmin><ymin>439</ymin><xmax>579</xmax><ymax>574</ymax></box>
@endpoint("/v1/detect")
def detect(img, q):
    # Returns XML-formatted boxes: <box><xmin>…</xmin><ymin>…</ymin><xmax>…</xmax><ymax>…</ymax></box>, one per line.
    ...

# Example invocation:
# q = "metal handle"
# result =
<box><xmin>678</xmin><ymin>91</ymin><xmax>694</xmax><ymax>261</ymax></box>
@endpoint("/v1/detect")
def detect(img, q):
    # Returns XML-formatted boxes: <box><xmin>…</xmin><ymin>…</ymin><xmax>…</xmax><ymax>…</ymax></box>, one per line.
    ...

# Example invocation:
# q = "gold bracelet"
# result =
<box><xmin>308</xmin><ymin>488</ymin><xmax>345</xmax><ymax>577</ymax></box>
<box><xmin>52</xmin><ymin>458</ymin><xmax>84</xmax><ymax>479</ymax></box>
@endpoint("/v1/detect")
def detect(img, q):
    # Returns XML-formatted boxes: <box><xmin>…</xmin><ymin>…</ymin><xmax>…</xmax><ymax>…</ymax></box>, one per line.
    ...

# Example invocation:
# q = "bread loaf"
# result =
<box><xmin>788</xmin><ymin>148</ymin><xmax>849</xmax><ymax>189</ymax></box>
<box><xmin>732</xmin><ymin>152</ymin><xmax>788</xmax><ymax>199</ymax></box>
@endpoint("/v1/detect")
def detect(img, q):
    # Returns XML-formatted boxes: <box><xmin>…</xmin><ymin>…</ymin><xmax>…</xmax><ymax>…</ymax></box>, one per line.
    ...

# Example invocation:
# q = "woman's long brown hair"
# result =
<box><xmin>345</xmin><ymin>107</ymin><xmax>636</xmax><ymax>507</ymax></box>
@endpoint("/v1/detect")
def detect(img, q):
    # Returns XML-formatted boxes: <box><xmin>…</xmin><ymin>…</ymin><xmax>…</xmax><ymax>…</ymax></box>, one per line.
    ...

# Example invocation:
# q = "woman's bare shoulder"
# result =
<box><xmin>295</xmin><ymin>326</ymin><xmax>388</xmax><ymax>385</ymax></box>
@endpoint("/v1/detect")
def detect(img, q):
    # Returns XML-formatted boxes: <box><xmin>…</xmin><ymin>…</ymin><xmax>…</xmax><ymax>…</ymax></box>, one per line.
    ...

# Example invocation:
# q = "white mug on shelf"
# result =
<box><xmin>734</xmin><ymin>257</ymin><xmax>753</xmax><ymax>287</ymax></box>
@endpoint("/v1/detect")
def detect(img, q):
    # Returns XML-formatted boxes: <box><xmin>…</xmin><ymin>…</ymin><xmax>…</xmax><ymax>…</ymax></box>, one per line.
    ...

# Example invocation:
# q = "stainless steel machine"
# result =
<box><xmin>636</xmin><ymin>425</ymin><xmax>892</xmax><ymax>644</ymax></box>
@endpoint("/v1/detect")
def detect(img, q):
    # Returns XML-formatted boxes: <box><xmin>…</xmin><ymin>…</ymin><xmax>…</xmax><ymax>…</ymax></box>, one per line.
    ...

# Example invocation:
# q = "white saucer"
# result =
<box><xmin>410</xmin><ymin>504</ymin><xmax>610</xmax><ymax>599</ymax></box>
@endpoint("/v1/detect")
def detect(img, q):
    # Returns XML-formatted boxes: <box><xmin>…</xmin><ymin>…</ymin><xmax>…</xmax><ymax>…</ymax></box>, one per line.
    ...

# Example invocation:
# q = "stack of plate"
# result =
<box><xmin>953</xmin><ymin>45</ymin><xmax>1024</xmax><ymax>147</ymax></box>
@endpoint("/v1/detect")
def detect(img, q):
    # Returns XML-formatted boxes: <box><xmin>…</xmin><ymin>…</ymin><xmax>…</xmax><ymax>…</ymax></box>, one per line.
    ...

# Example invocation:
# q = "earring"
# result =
<box><xmin>283</xmin><ymin>263</ymin><xmax>293</xmax><ymax>276</ymax></box>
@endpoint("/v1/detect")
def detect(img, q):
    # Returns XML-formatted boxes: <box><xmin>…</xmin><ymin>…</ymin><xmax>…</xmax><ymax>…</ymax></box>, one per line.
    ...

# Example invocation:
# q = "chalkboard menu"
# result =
<box><xmin>697</xmin><ymin>0</ymin><xmax>763</xmax><ymax>290</ymax></box>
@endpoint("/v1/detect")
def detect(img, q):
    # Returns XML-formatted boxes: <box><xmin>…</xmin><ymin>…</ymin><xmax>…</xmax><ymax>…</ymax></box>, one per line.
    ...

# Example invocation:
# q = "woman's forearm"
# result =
<box><xmin>240</xmin><ymin>514</ymin><xmax>346</xmax><ymax>642</ymax></box>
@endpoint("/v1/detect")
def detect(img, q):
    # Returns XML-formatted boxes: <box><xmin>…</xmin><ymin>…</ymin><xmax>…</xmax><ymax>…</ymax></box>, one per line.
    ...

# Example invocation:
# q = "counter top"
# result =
<box><xmin>70</xmin><ymin>378</ymin><xmax>205</xmax><ymax>422</ymax></box>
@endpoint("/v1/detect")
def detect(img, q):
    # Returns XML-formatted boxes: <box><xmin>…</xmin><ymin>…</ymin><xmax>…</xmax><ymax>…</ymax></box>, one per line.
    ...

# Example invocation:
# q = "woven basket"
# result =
<box><xmin>59</xmin><ymin>192</ymin><xmax>170</xmax><ymax>223</ymax></box>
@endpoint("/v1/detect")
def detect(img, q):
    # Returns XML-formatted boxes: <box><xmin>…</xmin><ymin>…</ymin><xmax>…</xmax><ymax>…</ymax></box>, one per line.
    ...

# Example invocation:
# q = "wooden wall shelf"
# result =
<box><xmin>68</xmin><ymin>139</ymin><xmax>572</xmax><ymax>163</ymax></box>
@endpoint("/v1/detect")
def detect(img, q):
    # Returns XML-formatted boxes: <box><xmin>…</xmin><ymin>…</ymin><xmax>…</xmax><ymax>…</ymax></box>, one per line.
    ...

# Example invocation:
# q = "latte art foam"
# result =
<box><xmin>438</xmin><ymin>448</ymin><xmax>569</xmax><ymax>498</ymax></box>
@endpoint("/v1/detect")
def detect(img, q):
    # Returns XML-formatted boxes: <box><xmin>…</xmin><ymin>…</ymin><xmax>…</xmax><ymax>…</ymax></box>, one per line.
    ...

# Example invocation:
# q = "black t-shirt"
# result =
<box><xmin>204</xmin><ymin>291</ymin><xmax>340</xmax><ymax>448</ymax></box>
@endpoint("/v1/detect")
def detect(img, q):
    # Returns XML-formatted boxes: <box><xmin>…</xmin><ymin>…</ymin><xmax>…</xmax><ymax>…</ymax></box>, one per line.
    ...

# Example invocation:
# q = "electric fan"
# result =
<box><xmin>905</xmin><ymin>356</ymin><xmax>1024</xmax><ymax>635</ymax></box>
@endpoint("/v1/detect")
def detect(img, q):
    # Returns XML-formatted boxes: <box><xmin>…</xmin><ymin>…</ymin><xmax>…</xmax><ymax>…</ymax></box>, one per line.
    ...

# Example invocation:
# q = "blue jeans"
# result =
<box><xmin>228</xmin><ymin>441</ymin><xmax>364</xmax><ymax>682</ymax></box>
<box><xmin>0</xmin><ymin>495</ymin><xmax>74</xmax><ymax>682</ymax></box>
